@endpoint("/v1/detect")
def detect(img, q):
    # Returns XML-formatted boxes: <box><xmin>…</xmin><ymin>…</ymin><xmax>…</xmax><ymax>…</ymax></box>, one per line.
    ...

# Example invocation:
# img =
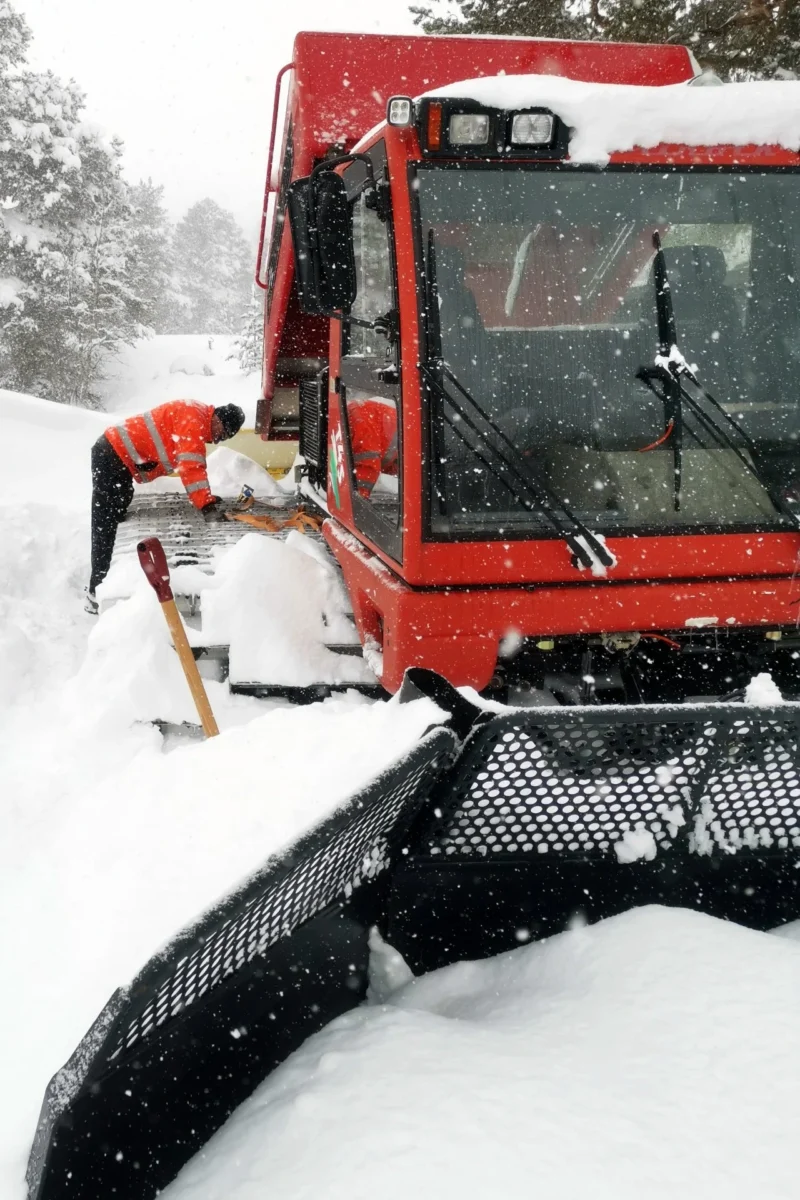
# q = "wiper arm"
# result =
<box><xmin>636</xmin><ymin>232</ymin><xmax>797</xmax><ymax>524</ymax></box>
<box><xmin>636</xmin><ymin>232</ymin><xmax>685</xmax><ymax>510</ymax></box>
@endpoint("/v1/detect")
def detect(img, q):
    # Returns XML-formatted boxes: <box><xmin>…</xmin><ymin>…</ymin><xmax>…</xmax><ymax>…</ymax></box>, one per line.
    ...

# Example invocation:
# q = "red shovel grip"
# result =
<box><xmin>137</xmin><ymin>537</ymin><xmax>173</xmax><ymax>603</ymax></box>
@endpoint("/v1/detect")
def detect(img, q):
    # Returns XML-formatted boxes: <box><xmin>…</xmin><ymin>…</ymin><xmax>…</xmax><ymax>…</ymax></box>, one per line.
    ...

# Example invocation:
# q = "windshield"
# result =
<box><xmin>415</xmin><ymin>165</ymin><xmax>800</xmax><ymax>537</ymax></box>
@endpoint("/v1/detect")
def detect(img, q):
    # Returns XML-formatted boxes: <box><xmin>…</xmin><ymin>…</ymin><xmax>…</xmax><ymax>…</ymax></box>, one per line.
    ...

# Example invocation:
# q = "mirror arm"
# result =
<box><xmin>364</xmin><ymin>178</ymin><xmax>391</xmax><ymax>222</ymax></box>
<box><xmin>310</xmin><ymin>153</ymin><xmax>376</xmax><ymax>190</ymax></box>
<box><xmin>310</xmin><ymin>153</ymin><xmax>388</xmax><ymax>220</ymax></box>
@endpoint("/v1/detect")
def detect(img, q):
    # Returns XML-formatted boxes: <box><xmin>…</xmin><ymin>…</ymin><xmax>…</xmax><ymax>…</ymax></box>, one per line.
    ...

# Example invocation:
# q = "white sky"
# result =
<box><xmin>14</xmin><ymin>0</ymin><xmax>419</xmax><ymax>242</ymax></box>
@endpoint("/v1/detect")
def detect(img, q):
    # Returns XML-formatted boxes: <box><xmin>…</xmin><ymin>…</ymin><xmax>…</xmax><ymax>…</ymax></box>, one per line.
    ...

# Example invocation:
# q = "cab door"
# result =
<box><xmin>338</xmin><ymin>142</ymin><xmax>402</xmax><ymax>564</ymax></box>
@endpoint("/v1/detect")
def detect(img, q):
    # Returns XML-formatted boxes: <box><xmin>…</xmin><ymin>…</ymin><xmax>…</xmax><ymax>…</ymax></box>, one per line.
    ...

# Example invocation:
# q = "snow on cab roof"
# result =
<box><xmin>422</xmin><ymin>74</ymin><xmax>800</xmax><ymax>163</ymax></box>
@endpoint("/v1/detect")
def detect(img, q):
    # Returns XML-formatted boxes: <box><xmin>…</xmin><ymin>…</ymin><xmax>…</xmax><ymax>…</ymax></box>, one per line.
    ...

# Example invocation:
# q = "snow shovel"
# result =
<box><xmin>137</xmin><ymin>536</ymin><xmax>219</xmax><ymax>738</ymax></box>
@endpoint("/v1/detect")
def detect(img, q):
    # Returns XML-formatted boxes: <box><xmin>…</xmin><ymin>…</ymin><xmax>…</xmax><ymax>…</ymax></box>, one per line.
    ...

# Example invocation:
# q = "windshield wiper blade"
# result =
<box><xmin>422</xmin><ymin>363</ymin><xmax>615</xmax><ymax>572</ymax></box>
<box><xmin>636</xmin><ymin>232</ymin><xmax>797</xmax><ymax>525</ymax></box>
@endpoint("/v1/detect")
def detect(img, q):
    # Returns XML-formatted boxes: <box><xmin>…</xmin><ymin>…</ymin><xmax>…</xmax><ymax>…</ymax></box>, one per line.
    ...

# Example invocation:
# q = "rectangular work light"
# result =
<box><xmin>448</xmin><ymin>112</ymin><xmax>490</xmax><ymax>145</ymax></box>
<box><xmin>511</xmin><ymin>111</ymin><xmax>555</xmax><ymax>146</ymax></box>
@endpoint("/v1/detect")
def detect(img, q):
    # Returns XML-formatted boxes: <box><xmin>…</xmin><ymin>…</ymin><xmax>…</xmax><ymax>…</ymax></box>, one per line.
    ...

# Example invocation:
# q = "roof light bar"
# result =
<box><xmin>387</xmin><ymin>95</ymin><xmax>414</xmax><ymax>127</ymax></box>
<box><xmin>416</xmin><ymin>98</ymin><xmax>567</xmax><ymax>159</ymax></box>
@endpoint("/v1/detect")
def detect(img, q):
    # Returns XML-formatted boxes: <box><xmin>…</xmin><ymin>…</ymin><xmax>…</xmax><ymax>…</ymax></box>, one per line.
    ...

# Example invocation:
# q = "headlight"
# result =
<box><xmin>448</xmin><ymin>113</ymin><xmax>490</xmax><ymax>146</ymax></box>
<box><xmin>387</xmin><ymin>96</ymin><xmax>413</xmax><ymax>127</ymax></box>
<box><xmin>511</xmin><ymin>112</ymin><xmax>555</xmax><ymax>146</ymax></box>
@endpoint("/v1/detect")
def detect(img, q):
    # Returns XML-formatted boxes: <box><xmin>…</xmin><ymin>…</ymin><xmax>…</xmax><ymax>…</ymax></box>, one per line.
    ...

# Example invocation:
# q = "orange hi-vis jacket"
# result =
<box><xmin>105</xmin><ymin>400</ymin><xmax>215</xmax><ymax>510</ymax></box>
<box><xmin>348</xmin><ymin>398</ymin><xmax>398</xmax><ymax>497</ymax></box>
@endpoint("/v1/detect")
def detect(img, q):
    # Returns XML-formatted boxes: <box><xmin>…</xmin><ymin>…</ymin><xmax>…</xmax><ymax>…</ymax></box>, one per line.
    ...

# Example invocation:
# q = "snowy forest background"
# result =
<box><xmin>2</xmin><ymin>0</ymin><xmax>798</xmax><ymax>409</ymax></box>
<box><xmin>0</xmin><ymin>0</ymin><xmax>258</xmax><ymax>408</ymax></box>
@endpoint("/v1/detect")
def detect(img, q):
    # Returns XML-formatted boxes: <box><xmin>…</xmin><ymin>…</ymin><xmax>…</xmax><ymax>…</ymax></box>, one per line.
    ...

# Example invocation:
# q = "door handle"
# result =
<box><xmin>376</xmin><ymin>365</ymin><xmax>400</xmax><ymax>385</ymax></box>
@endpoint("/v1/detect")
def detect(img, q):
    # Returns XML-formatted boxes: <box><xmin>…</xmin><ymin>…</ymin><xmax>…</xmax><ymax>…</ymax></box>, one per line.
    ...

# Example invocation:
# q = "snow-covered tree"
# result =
<box><xmin>676</xmin><ymin>1</ymin><xmax>800</xmax><ymax>79</ymax></box>
<box><xmin>169</xmin><ymin>198</ymin><xmax>251</xmax><ymax>334</ymax></box>
<box><xmin>0</xmin><ymin>1</ymin><xmax>147</xmax><ymax>405</ymax></box>
<box><xmin>0</xmin><ymin>0</ymin><xmax>28</xmax><ymax>74</ymax></box>
<box><xmin>127</xmin><ymin>179</ymin><xmax>175</xmax><ymax>334</ymax></box>
<box><xmin>230</xmin><ymin>286</ymin><xmax>264</xmax><ymax>375</ymax></box>
<box><xmin>411</xmin><ymin>0</ymin><xmax>800</xmax><ymax>78</ymax></box>
<box><xmin>411</xmin><ymin>0</ymin><xmax>580</xmax><ymax>38</ymax></box>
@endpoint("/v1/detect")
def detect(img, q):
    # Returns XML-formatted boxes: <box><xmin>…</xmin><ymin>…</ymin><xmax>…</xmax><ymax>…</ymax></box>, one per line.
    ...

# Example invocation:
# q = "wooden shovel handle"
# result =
<box><xmin>137</xmin><ymin>536</ymin><xmax>219</xmax><ymax>738</ymax></box>
<box><xmin>160</xmin><ymin>599</ymin><xmax>220</xmax><ymax>738</ymax></box>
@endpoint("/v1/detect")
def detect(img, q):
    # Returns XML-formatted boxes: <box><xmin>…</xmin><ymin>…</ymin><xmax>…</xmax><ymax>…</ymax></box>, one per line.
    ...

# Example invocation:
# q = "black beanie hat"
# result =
<box><xmin>214</xmin><ymin>404</ymin><xmax>245</xmax><ymax>439</ymax></box>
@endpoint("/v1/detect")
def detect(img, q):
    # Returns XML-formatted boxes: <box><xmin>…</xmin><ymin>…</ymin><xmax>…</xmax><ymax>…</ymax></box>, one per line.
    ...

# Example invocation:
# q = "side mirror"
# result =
<box><xmin>287</xmin><ymin>170</ymin><xmax>357</xmax><ymax>316</ymax></box>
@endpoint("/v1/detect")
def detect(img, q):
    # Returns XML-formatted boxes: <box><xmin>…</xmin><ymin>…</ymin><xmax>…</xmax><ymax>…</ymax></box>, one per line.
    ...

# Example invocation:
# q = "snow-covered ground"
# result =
<box><xmin>2</xmin><ymin>343</ymin><xmax>800</xmax><ymax>1199</ymax></box>
<box><xmin>0</xmin><ymin>361</ymin><xmax>440</xmax><ymax>1198</ymax></box>
<box><xmin>168</xmin><ymin>907</ymin><xmax>800</xmax><ymax>1200</ymax></box>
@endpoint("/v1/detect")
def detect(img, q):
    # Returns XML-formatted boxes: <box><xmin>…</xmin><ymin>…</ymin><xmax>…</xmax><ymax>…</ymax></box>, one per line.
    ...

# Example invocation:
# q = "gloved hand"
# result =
<box><xmin>201</xmin><ymin>498</ymin><xmax>227</xmax><ymax>523</ymax></box>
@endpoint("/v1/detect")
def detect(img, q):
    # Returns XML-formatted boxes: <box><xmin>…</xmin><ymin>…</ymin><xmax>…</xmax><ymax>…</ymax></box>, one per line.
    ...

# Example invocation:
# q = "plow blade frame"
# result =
<box><xmin>389</xmin><ymin>698</ymin><xmax>800</xmax><ymax>972</ymax></box>
<box><xmin>26</xmin><ymin>677</ymin><xmax>800</xmax><ymax>1200</ymax></box>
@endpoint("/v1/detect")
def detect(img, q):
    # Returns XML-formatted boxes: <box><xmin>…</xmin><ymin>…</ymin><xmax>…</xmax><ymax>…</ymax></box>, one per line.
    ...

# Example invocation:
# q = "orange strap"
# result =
<box><xmin>225</xmin><ymin>511</ymin><xmax>282</xmax><ymax>532</ymax></box>
<box><xmin>224</xmin><ymin>507</ymin><xmax>324</xmax><ymax>535</ymax></box>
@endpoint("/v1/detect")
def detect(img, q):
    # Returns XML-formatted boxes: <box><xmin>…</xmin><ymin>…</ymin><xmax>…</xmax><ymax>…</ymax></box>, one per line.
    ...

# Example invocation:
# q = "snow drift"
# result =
<box><xmin>0</xmin><ymin>370</ymin><xmax>431</xmax><ymax>1199</ymax></box>
<box><xmin>166</xmin><ymin>905</ymin><xmax>800</xmax><ymax>1200</ymax></box>
<box><xmin>0</xmin><ymin>387</ymin><xmax>106</xmax><ymax>509</ymax></box>
<box><xmin>202</xmin><ymin>531</ymin><xmax>372</xmax><ymax>686</ymax></box>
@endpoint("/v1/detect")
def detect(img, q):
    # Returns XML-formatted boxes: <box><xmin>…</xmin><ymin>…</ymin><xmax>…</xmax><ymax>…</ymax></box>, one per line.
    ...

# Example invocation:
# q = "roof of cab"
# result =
<box><xmin>288</xmin><ymin>31</ymin><xmax>696</xmax><ymax>161</ymax></box>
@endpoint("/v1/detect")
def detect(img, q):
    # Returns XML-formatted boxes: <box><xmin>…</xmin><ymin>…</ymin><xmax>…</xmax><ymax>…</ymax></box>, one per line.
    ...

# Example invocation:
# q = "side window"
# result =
<box><xmin>340</xmin><ymin>146</ymin><xmax>401</xmax><ymax>540</ymax></box>
<box><xmin>348</xmin><ymin>190</ymin><xmax>396</xmax><ymax>362</ymax></box>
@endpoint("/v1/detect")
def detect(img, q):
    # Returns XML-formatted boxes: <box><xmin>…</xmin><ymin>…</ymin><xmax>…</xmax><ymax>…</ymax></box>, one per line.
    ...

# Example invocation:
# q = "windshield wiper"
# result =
<box><xmin>422</xmin><ymin>230</ymin><xmax>614</xmax><ymax>573</ymax></box>
<box><xmin>636</xmin><ymin>232</ymin><xmax>796</xmax><ymax>524</ymax></box>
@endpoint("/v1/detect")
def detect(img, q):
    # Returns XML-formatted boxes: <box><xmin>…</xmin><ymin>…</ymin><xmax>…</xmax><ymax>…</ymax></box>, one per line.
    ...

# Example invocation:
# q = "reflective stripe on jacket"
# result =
<box><xmin>105</xmin><ymin>400</ymin><xmax>215</xmax><ymax>509</ymax></box>
<box><xmin>348</xmin><ymin>399</ymin><xmax>398</xmax><ymax>498</ymax></box>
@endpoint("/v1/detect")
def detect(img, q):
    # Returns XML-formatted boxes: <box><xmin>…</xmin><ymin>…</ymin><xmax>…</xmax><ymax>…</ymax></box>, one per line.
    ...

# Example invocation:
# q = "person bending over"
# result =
<box><xmin>86</xmin><ymin>400</ymin><xmax>245</xmax><ymax>613</ymax></box>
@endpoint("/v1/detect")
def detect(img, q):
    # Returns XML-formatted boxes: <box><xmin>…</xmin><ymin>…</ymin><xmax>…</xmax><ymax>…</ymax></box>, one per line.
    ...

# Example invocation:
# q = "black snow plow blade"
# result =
<box><xmin>27</xmin><ymin>673</ymin><xmax>800</xmax><ymax>1200</ymax></box>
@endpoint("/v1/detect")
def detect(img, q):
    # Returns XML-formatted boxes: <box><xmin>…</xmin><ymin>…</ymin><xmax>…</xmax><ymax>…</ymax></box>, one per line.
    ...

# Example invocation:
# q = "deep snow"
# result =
<box><xmin>2</xmin><ymin>340</ymin><xmax>800</xmax><ymax>1200</ymax></box>
<box><xmin>0</xmin><ymin>360</ymin><xmax>440</xmax><ymax>1198</ymax></box>
<box><xmin>166</xmin><ymin>906</ymin><xmax>800</xmax><ymax>1200</ymax></box>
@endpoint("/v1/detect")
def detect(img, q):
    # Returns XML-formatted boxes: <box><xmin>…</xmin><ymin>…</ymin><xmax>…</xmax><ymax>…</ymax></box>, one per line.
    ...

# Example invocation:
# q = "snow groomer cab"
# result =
<box><xmin>257</xmin><ymin>32</ymin><xmax>800</xmax><ymax>703</ymax></box>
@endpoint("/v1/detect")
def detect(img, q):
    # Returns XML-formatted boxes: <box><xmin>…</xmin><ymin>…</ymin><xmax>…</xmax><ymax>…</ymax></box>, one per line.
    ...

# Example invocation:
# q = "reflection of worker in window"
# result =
<box><xmin>347</xmin><ymin>397</ymin><xmax>398</xmax><ymax>498</ymax></box>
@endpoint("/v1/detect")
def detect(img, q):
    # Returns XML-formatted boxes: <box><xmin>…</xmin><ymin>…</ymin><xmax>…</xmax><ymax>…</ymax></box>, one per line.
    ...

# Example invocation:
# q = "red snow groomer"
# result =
<box><xmin>259</xmin><ymin>32</ymin><xmax>800</xmax><ymax>703</ymax></box>
<box><xmin>27</xmin><ymin>32</ymin><xmax>800</xmax><ymax>1200</ymax></box>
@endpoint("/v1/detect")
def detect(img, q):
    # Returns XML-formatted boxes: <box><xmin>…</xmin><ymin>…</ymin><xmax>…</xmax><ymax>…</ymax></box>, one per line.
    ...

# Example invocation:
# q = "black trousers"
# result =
<box><xmin>89</xmin><ymin>434</ymin><xmax>134</xmax><ymax>593</ymax></box>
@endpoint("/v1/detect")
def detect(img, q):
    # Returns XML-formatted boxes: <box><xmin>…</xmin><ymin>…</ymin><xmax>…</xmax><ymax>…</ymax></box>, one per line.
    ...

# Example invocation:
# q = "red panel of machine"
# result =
<box><xmin>289</xmin><ymin>31</ymin><xmax>695</xmax><ymax>163</ymax></box>
<box><xmin>328</xmin><ymin>522</ymin><xmax>800</xmax><ymax>693</ymax></box>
